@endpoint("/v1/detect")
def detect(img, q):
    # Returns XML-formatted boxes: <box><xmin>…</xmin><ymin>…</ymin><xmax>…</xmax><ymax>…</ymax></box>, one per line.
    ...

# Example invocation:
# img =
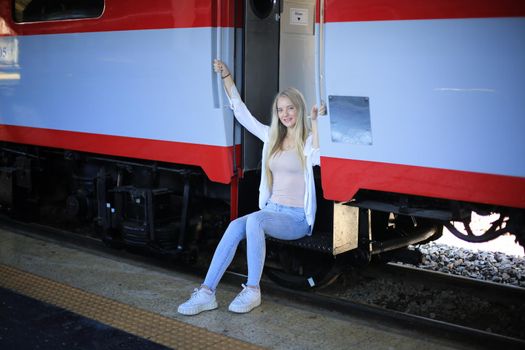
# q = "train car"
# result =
<box><xmin>1</xmin><ymin>0</ymin><xmax>524</xmax><ymax>288</ymax></box>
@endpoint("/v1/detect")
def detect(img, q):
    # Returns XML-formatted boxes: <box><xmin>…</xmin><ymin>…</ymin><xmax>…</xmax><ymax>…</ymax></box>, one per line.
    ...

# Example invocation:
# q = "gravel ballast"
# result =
<box><xmin>416</xmin><ymin>242</ymin><xmax>525</xmax><ymax>287</ymax></box>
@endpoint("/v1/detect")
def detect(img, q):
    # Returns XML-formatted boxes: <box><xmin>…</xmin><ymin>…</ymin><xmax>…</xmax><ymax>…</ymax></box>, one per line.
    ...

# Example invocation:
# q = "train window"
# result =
<box><xmin>13</xmin><ymin>0</ymin><xmax>104</xmax><ymax>23</ymax></box>
<box><xmin>250</xmin><ymin>0</ymin><xmax>274</xmax><ymax>19</ymax></box>
<box><xmin>329</xmin><ymin>95</ymin><xmax>373</xmax><ymax>145</ymax></box>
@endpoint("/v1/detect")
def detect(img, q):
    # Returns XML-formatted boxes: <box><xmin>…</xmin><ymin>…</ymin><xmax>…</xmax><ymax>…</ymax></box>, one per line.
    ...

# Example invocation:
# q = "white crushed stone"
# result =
<box><xmin>415</xmin><ymin>241</ymin><xmax>525</xmax><ymax>287</ymax></box>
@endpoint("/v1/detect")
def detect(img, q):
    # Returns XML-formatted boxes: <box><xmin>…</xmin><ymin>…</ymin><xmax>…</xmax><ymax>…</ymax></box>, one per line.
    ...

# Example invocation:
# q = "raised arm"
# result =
<box><xmin>213</xmin><ymin>59</ymin><xmax>235</xmax><ymax>99</ymax></box>
<box><xmin>310</xmin><ymin>102</ymin><xmax>326</xmax><ymax>149</ymax></box>
<box><xmin>213</xmin><ymin>59</ymin><xmax>269</xmax><ymax>141</ymax></box>
<box><xmin>310</xmin><ymin>108</ymin><xmax>319</xmax><ymax>149</ymax></box>
<box><xmin>308</xmin><ymin>102</ymin><xmax>326</xmax><ymax>166</ymax></box>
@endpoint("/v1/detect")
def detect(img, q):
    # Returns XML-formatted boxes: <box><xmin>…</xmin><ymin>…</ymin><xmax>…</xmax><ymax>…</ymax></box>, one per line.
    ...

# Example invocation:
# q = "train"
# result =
<box><xmin>1</xmin><ymin>0</ymin><xmax>524</xmax><ymax>288</ymax></box>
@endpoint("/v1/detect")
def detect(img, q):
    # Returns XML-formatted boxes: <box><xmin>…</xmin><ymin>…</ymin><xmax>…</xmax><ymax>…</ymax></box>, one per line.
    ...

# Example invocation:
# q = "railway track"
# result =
<box><xmin>317</xmin><ymin>262</ymin><xmax>525</xmax><ymax>336</ymax></box>
<box><xmin>316</xmin><ymin>263</ymin><xmax>525</xmax><ymax>346</ymax></box>
<box><xmin>262</xmin><ymin>279</ymin><xmax>525</xmax><ymax>350</ymax></box>
<box><xmin>1</xmin><ymin>217</ymin><xmax>524</xmax><ymax>350</ymax></box>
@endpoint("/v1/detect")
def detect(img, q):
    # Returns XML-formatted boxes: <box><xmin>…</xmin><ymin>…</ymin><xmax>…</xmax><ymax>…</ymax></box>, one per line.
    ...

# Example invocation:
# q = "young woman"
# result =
<box><xmin>178</xmin><ymin>60</ymin><xmax>324</xmax><ymax>315</ymax></box>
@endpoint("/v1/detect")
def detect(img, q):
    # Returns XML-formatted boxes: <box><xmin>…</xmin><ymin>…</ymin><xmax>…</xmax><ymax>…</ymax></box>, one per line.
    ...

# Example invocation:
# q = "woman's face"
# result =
<box><xmin>277</xmin><ymin>96</ymin><xmax>298</xmax><ymax>129</ymax></box>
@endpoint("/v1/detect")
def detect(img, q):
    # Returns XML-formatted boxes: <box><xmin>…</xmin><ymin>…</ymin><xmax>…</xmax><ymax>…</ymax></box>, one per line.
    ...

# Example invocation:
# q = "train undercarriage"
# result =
<box><xmin>1</xmin><ymin>143</ymin><xmax>524</xmax><ymax>289</ymax></box>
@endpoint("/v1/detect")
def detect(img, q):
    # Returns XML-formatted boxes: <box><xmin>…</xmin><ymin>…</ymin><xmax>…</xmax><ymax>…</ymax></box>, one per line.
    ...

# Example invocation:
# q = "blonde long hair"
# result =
<box><xmin>265</xmin><ymin>87</ymin><xmax>310</xmax><ymax>190</ymax></box>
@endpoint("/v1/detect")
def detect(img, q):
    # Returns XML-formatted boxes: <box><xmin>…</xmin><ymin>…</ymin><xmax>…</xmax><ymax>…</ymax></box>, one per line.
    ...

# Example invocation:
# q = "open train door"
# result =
<box><xmin>315</xmin><ymin>1</ymin><xmax>525</xmax><ymax>258</ymax></box>
<box><xmin>316</xmin><ymin>1</ymin><xmax>525</xmax><ymax>207</ymax></box>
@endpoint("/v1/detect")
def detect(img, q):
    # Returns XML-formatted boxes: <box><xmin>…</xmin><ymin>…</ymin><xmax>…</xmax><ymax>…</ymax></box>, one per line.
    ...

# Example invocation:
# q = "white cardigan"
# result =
<box><xmin>227</xmin><ymin>85</ymin><xmax>320</xmax><ymax>234</ymax></box>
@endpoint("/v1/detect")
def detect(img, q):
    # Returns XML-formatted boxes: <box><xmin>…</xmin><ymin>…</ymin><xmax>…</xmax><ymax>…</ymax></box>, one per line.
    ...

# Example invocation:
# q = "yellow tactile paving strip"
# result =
<box><xmin>0</xmin><ymin>264</ymin><xmax>263</xmax><ymax>350</ymax></box>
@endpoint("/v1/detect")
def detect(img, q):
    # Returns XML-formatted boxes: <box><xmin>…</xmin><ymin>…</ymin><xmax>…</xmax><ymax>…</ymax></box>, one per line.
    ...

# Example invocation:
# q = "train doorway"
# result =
<box><xmin>242</xmin><ymin>0</ymin><xmax>316</xmax><ymax>172</ymax></box>
<box><xmin>242</xmin><ymin>0</ymin><xmax>280</xmax><ymax>172</ymax></box>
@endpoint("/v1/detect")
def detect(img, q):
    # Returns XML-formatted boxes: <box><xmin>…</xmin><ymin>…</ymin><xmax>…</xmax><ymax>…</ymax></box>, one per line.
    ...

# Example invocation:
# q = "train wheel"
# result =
<box><xmin>264</xmin><ymin>245</ymin><xmax>340</xmax><ymax>290</ymax></box>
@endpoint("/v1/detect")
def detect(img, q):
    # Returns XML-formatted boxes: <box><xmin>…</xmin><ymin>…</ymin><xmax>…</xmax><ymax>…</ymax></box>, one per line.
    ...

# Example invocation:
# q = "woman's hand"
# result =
<box><xmin>213</xmin><ymin>59</ymin><xmax>234</xmax><ymax>98</ymax></box>
<box><xmin>310</xmin><ymin>102</ymin><xmax>325</xmax><ymax>149</ymax></box>
<box><xmin>310</xmin><ymin>101</ymin><xmax>326</xmax><ymax>121</ymax></box>
<box><xmin>213</xmin><ymin>59</ymin><xmax>230</xmax><ymax>78</ymax></box>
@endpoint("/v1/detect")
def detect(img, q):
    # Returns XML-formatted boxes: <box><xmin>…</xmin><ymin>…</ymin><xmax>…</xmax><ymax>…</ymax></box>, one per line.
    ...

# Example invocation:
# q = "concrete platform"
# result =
<box><xmin>0</xmin><ymin>227</ymin><xmax>472</xmax><ymax>349</ymax></box>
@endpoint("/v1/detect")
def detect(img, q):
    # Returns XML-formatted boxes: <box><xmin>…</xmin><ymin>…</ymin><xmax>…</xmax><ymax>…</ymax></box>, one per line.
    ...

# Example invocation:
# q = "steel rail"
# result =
<box><xmin>382</xmin><ymin>262</ymin><xmax>525</xmax><ymax>302</ymax></box>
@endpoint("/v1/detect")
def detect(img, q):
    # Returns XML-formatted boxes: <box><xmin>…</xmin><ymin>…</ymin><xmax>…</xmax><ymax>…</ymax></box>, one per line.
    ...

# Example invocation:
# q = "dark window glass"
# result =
<box><xmin>250</xmin><ymin>0</ymin><xmax>274</xmax><ymax>19</ymax></box>
<box><xmin>13</xmin><ymin>0</ymin><xmax>104</xmax><ymax>23</ymax></box>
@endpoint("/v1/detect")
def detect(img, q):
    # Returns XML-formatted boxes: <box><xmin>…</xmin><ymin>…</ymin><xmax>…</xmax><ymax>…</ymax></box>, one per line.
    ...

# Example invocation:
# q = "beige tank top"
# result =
<box><xmin>269</xmin><ymin>149</ymin><xmax>305</xmax><ymax>207</ymax></box>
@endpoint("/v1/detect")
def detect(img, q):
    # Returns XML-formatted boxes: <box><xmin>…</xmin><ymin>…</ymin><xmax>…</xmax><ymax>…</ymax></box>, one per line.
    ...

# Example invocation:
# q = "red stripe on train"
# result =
<box><xmin>321</xmin><ymin>157</ymin><xmax>525</xmax><ymax>209</ymax></box>
<box><xmin>323</xmin><ymin>0</ymin><xmax>525</xmax><ymax>23</ymax></box>
<box><xmin>0</xmin><ymin>124</ymin><xmax>236</xmax><ymax>184</ymax></box>
<box><xmin>0</xmin><ymin>0</ymin><xmax>236</xmax><ymax>36</ymax></box>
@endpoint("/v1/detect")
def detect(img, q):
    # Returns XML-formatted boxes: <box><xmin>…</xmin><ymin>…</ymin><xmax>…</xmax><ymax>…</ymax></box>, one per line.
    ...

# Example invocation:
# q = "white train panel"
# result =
<box><xmin>1</xmin><ymin>28</ymin><xmax>235</xmax><ymax>147</ymax></box>
<box><xmin>320</xmin><ymin>17</ymin><xmax>525</xmax><ymax>178</ymax></box>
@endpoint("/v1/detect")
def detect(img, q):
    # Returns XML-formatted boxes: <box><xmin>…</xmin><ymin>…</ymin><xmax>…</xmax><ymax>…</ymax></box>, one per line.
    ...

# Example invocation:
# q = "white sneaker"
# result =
<box><xmin>228</xmin><ymin>284</ymin><xmax>261</xmax><ymax>313</ymax></box>
<box><xmin>177</xmin><ymin>288</ymin><xmax>218</xmax><ymax>316</ymax></box>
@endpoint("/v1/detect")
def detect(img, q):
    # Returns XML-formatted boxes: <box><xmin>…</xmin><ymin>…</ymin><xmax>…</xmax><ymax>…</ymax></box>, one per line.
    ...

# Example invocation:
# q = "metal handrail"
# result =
<box><xmin>314</xmin><ymin>0</ymin><xmax>325</xmax><ymax>109</ymax></box>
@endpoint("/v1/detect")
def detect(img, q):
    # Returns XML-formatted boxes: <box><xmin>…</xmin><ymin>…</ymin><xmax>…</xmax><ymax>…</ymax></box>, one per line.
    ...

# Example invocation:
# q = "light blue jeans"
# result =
<box><xmin>203</xmin><ymin>201</ymin><xmax>310</xmax><ymax>290</ymax></box>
